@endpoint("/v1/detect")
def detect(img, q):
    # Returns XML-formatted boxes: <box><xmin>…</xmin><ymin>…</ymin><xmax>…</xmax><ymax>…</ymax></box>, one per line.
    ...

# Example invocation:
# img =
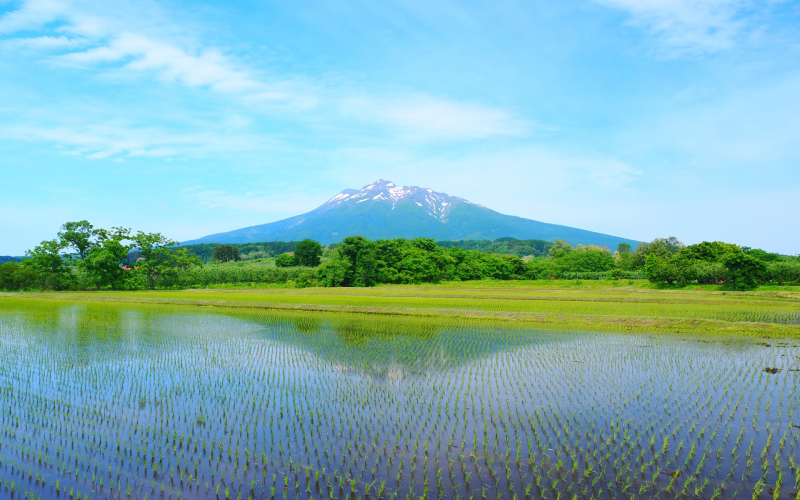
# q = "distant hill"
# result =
<box><xmin>183</xmin><ymin>179</ymin><xmax>640</xmax><ymax>249</ymax></box>
<box><xmin>0</xmin><ymin>256</ymin><xmax>23</xmax><ymax>264</ymax></box>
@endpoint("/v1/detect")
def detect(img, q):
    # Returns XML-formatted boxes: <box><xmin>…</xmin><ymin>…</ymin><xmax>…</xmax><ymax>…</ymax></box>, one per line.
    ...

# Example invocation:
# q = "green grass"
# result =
<box><xmin>5</xmin><ymin>279</ymin><xmax>799</xmax><ymax>338</ymax></box>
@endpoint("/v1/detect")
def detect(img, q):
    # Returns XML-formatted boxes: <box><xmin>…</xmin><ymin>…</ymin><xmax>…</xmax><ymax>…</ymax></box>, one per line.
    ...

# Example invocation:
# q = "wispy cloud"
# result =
<box><xmin>0</xmin><ymin>0</ymin><xmax>291</xmax><ymax>97</ymax></box>
<box><xmin>1</xmin><ymin>34</ymin><xmax>91</xmax><ymax>50</ymax></box>
<box><xmin>595</xmin><ymin>0</ymin><xmax>755</xmax><ymax>54</ymax></box>
<box><xmin>2</xmin><ymin>119</ymin><xmax>272</xmax><ymax>159</ymax></box>
<box><xmin>0</xmin><ymin>0</ymin><xmax>529</xmax><ymax>154</ymax></box>
<box><xmin>343</xmin><ymin>94</ymin><xmax>530</xmax><ymax>140</ymax></box>
<box><xmin>62</xmin><ymin>34</ymin><xmax>261</xmax><ymax>92</ymax></box>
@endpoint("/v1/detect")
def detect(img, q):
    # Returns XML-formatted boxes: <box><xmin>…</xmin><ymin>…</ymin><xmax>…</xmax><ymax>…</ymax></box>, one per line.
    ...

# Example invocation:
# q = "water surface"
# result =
<box><xmin>0</xmin><ymin>300</ymin><xmax>798</xmax><ymax>500</ymax></box>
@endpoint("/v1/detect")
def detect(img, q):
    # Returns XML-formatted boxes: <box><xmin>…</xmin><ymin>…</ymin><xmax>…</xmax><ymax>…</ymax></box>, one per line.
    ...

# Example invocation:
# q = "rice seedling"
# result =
<box><xmin>9</xmin><ymin>281</ymin><xmax>800</xmax><ymax>339</ymax></box>
<box><xmin>0</xmin><ymin>297</ymin><xmax>797</xmax><ymax>500</ymax></box>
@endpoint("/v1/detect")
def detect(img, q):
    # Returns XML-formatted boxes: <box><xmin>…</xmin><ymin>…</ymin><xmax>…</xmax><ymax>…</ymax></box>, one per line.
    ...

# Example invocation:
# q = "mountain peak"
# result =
<box><xmin>324</xmin><ymin>179</ymin><xmax>467</xmax><ymax>220</ymax></box>
<box><xmin>183</xmin><ymin>179</ymin><xmax>640</xmax><ymax>248</ymax></box>
<box><xmin>365</xmin><ymin>178</ymin><xmax>394</xmax><ymax>187</ymax></box>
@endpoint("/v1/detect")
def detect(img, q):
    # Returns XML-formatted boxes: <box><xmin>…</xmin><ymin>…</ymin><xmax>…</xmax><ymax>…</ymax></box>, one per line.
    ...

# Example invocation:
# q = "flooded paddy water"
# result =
<box><xmin>0</xmin><ymin>299</ymin><xmax>798</xmax><ymax>500</ymax></box>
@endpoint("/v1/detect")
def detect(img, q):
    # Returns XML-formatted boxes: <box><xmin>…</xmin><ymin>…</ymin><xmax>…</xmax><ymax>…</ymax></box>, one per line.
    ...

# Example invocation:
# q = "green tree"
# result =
<box><xmin>651</xmin><ymin>237</ymin><xmax>685</xmax><ymax>256</ymax></box>
<box><xmin>630</xmin><ymin>237</ymin><xmax>685</xmax><ymax>269</ymax></box>
<box><xmin>339</xmin><ymin>236</ymin><xmax>377</xmax><ymax>287</ymax></box>
<box><xmin>58</xmin><ymin>221</ymin><xmax>96</xmax><ymax>260</ymax></box>
<box><xmin>679</xmin><ymin>241</ymin><xmax>740</xmax><ymax>263</ymax></box>
<box><xmin>742</xmin><ymin>247</ymin><xmax>782</xmax><ymax>262</ymax></box>
<box><xmin>450</xmin><ymin>249</ymin><xmax>486</xmax><ymax>281</ymax></box>
<box><xmin>212</xmin><ymin>245</ymin><xmax>241</xmax><ymax>263</ymax></box>
<box><xmin>616</xmin><ymin>250</ymin><xmax>633</xmax><ymax>270</ymax></box>
<box><xmin>294</xmin><ymin>239</ymin><xmax>323</xmax><ymax>267</ymax></box>
<box><xmin>275</xmin><ymin>253</ymin><xmax>296</xmax><ymax>267</ymax></box>
<box><xmin>354</xmin><ymin>245</ymin><xmax>376</xmax><ymax>287</ymax></box>
<box><xmin>0</xmin><ymin>262</ymin><xmax>38</xmax><ymax>291</ymax></box>
<box><xmin>617</xmin><ymin>243</ymin><xmax>631</xmax><ymax>254</ymax></box>
<box><xmin>555</xmin><ymin>249</ymin><xmax>615</xmax><ymax>273</ymax></box>
<box><xmin>80</xmin><ymin>227</ymin><xmax>133</xmax><ymax>290</ymax></box>
<box><xmin>548</xmin><ymin>239</ymin><xmax>574</xmax><ymax>257</ymax></box>
<box><xmin>132</xmin><ymin>232</ymin><xmax>201</xmax><ymax>290</ymax></box>
<box><xmin>394</xmin><ymin>245</ymin><xmax>440</xmax><ymax>283</ymax></box>
<box><xmin>524</xmin><ymin>258</ymin><xmax>558</xmax><ymax>280</ymax></box>
<box><xmin>317</xmin><ymin>250</ymin><xmax>350</xmax><ymax>287</ymax></box>
<box><xmin>410</xmin><ymin>238</ymin><xmax>437</xmax><ymax>252</ymax></box>
<box><xmin>643</xmin><ymin>254</ymin><xmax>679</xmax><ymax>284</ymax></box>
<box><xmin>723</xmin><ymin>252</ymin><xmax>766</xmax><ymax>290</ymax></box>
<box><xmin>766</xmin><ymin>261</ymin><xmax>800</xmax><ymax>285</ymax></box>
<box><xmin>483</xmin><ymin>254</ymin><xmax>526</xmax><ymax>279</ymax></box>
<box><xmin>24</xmin><ymin>239</ymin><xmax>68</xmax><ymax>289</ymax></box>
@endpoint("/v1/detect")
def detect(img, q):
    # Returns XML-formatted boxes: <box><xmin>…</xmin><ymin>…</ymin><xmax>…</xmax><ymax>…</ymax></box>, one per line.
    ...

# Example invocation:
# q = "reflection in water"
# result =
<box><xmin>0</xmin><ymin>299</ymin><xmax>797</xmax><ymax>500</ymax></box>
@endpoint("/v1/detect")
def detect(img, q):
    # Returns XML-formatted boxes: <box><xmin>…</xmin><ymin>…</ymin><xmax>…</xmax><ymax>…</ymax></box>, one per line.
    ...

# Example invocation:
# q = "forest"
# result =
<box><xmin>1</xmin><ymin>221</ymin><xmax>798</xmax><ymax>291</ymax></box>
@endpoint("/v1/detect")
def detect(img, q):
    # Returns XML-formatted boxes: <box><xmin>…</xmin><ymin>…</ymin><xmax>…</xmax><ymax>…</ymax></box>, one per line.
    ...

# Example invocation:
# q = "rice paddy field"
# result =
<box><xmin>13</xmin><ymin>280</ymin><xmax>800</xmax><ymax>337</ymax></box>
<box><xmin>0</xmin><ymin>283</ymin><xmax>799</xmax><ymax>500</ymax></box>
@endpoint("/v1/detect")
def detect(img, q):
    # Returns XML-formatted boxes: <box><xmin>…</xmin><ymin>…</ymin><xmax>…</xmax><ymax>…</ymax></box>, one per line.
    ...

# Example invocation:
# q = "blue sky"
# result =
<box><xmin>1</xmin><ymin>0</ymin><xmax>799</xmax><ymax>255</ymax></box>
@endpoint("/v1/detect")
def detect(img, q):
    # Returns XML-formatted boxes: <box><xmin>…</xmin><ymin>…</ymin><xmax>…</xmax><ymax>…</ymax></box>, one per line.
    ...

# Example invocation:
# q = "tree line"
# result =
<box><xmin>180</xmin><ymin>237</ymin><xmax>555</xmax><ymax>262</ymax></box>
<box><xmin>1</xmin><ymin>223</ymin><xmax>797</xmax><ymax>291</ymax></box>
<box><xmin>436</xmin><ymin>237</ymin><xmax>553</xmax><ymax>257</ymax></box>
<box><xmin>615</xmin><ymin>238</ymin><xmax>798</xmax><ymax>290</ymax></box>
<box><xmin>308</xmin><ymin>236</ymin><xmax>796</xmax><ymax>289</ymax></box>
<box><xmin>0</xmin><ymin>221</ymin><xmax>201</xmax><ymax>291</ymax></box>
<box><xmin>182</xmin><ymin>241</ymin><xmax>300</xmax><ymax>263</ymax></box>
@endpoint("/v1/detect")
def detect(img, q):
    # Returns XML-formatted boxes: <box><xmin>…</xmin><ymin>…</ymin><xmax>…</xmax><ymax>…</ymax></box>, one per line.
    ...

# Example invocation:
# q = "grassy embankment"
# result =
<box><xmin>3</xmin><ymin>279</ymin><xmax>799</xmax><ymax>338</ymax></box>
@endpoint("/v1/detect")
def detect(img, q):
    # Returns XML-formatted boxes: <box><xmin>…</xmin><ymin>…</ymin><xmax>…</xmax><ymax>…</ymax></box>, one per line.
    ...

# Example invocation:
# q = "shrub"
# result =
<box><xmin>766</xmin><ymin>262</ymin><xmax>800</xmax><ymax>285</ymax></box>
<box><xmin>275</xmin><ymin>253</ymin><xmax>296</xmax><ymax>268</ymax></box>
<box><xmin>723</xmin><ymin>252</ymin><xmax>766</xmax><ymax>290</ymax></box>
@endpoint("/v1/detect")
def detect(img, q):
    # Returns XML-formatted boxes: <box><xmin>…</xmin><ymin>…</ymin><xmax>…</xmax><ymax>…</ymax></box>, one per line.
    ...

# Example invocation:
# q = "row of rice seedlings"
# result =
<box><xmin>10</xmin><ymin>293</ymin><xmax>800</xmax><ymax>339</ymax></box>
<box><xmin>86</xmin><ymin>290</ymin><xmax>800</xmax><ymax>326</ymax></box>
<box><xmin>0</xmin><ymin>300</ymin><xmax>798</xmax><ymax>500</ymax></box>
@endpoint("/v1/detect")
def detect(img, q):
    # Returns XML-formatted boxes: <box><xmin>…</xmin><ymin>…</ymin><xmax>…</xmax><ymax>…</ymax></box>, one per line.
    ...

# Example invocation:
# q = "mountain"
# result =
<box><xmin>183</xmin><ymin>179</ymin><xmax>640</xmax><ymax>248</ymax></box>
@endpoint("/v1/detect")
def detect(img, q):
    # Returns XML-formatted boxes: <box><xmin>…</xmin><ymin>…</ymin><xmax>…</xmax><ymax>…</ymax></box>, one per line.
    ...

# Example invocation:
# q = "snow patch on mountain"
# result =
<box><xmin>323</xmin><ymin>179</ymin><xmax>472</xmax><ymax>220</ymax></box>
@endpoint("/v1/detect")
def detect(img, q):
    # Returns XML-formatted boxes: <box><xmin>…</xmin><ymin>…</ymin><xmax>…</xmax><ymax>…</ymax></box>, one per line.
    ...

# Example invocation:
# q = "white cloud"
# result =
<box><xmin>2</xmin><ymin>120</ymin><xmax>271</xmax><ymax>159</ymax></box>
<box><xmin>0</xmin><ymin>0</ymin><xmax>265</xmax><ymax>91</ymax></box>
<box><xmin>343</xmin><ymin>94</ymin><xmax>530</xmax><ymax>140</ymax></box>
<box><xmin>0</xmin><ymin>0</ymin><xmax>529</xmax><ymax>150</ymax></box>
<box><xmin>0</xmin><ymin>0</ymin><xmax>63</xmax><ymax>33</ymax></box>
<box><xmin>1</xmin><ymin>34</ymin><xmax>90</xmax><ymax>50</ymax></box>
<box><xmin>61</xmin><ymin>33</ymin><xmax>262</xmax><ymax>92</ymax></box>
<box><xmin>595</xmin><ymin>0</ymin><xmax>753</xmax><ymax>54</ymax></box>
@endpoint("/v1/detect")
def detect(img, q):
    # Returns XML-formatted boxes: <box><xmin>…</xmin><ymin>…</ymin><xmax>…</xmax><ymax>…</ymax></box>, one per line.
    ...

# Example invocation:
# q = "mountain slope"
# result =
<box><xmin>183</xmin><ymin>180</ymin><xmax>640</xmax><ymax>248</ymax></box>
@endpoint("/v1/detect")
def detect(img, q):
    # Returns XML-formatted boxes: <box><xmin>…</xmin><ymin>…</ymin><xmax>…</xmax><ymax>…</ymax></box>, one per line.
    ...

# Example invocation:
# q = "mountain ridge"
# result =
<box><xmin>183</xmin><ymin>179</ymin><xmax>640</xmax><ymax>248</ymax></box>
